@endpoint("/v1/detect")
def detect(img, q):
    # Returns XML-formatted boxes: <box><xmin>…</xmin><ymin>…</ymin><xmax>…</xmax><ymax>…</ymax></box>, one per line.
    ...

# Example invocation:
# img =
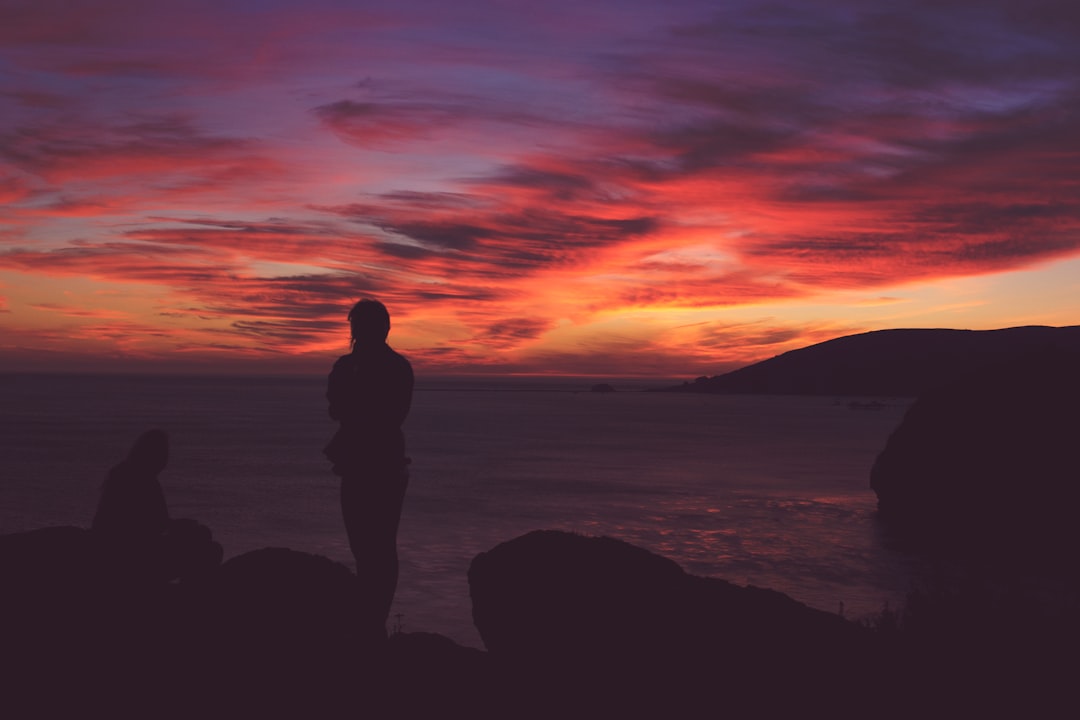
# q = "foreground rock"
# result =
<box><xmin>3</xmin><ymin>522</ymin><xmax>1072</xmax><ymax>717</ymax></box>
<box><xmin>469</xmin><ymin>529</ymin><xmax>876</xmax><ymax>715</ymax></box>
<box><xmin>3</xmin><ymin>525</ymin><xmax>882</xmax><ymax>716</ymax></box>
<box><xmin>0</xmin><ymin>531</ymin><xmax>484</xmax><ymax>718</ymax></box>
<box><xmin>870</xmin><ymin>349</ymin><xmax>1080</xmax><ymax>551</ymax></box>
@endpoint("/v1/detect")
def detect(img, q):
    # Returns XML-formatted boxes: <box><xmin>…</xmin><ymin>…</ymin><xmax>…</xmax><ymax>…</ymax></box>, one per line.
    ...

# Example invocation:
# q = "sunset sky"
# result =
<box><xmin>2</xmin><ymin>0</ymin><xmax>1078</xmax><ymax>377</ymax></box>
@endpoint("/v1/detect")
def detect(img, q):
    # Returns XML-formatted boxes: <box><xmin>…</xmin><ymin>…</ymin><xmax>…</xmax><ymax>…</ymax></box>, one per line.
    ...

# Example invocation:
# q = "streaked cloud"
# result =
<box><xmin>1</xmin><ymin>0</ymin><xmax>1078</xmax><ymax>376</ymax></box>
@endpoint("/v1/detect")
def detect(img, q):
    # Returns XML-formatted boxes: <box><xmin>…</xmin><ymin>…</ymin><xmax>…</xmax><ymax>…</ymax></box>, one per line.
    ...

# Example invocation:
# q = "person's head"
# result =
<box><xmin>127</xmin><ymin>429</ymin><xmax>169</xmax><ymax>475</ymax></box>
<box><xmin>348</xmin><ymin>298</ymin><xmax>391</xmax><ymax>347</ymax></box>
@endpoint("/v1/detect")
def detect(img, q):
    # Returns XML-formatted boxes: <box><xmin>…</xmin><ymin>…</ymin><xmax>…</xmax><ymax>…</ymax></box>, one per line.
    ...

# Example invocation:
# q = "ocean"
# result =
<box><xmin>0</xmin><ymin>373</ymin><xmax>920</xmax><ymax>648</ymax></box>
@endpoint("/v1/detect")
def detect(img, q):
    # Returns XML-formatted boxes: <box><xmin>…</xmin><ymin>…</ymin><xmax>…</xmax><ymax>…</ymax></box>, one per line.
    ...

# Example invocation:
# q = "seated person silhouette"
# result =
<box><xmin>92</xmin><ymin>429</ymin><xmax>222</xmax><ymax>584</ymax></box>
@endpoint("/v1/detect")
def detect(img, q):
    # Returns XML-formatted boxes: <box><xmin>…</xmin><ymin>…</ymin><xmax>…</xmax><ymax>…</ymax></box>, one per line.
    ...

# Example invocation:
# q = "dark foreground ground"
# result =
<box><xmin>3</xmin><ymin>526</ymin><xmax>1077</xmax><ymax>719</ymax></box>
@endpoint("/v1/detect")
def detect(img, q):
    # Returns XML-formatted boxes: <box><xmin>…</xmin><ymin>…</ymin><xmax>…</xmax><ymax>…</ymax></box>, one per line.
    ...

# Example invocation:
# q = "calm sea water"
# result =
<box><xmin>0</xmin><ymin>373</ymin><xmax>919</xmax><ymax>648</ymax></box>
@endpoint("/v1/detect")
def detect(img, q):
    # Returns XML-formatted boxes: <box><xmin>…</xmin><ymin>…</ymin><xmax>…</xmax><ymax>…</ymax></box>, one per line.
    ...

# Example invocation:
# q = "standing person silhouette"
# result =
<box><xmin>324</xmin><ymin>299</ymin><xmax>414</xmax><ymax>643</ymax></box>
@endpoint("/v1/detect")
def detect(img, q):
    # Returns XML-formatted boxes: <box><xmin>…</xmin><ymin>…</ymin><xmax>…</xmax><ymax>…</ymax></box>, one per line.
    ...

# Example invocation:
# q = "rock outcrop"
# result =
<box><xmin>870</xmin><ymin>349</ymin><xmax>1080</xmax><ymax>549</ymax></box>
<box><xmin>5</xmin><ymin>521</ymin><xmax>1070</xmax><ymax>718</ymax></box>
<box><xmin>468</xmin><ymin>529</ymin><xmax>874</xmax><ymax>715</ymax></box>
<box><xmin>0</xmin><ymin>531</ymin><xmax>482</xmax><ymax>718</ymax></box>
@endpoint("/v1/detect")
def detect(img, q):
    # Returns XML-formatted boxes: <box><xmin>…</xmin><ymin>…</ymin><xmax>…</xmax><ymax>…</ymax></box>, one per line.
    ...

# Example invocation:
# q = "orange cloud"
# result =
<box><xmin>3</xmin><ymin>1</ymin><xmax>1080</xmax><ymax>376</ymax></box>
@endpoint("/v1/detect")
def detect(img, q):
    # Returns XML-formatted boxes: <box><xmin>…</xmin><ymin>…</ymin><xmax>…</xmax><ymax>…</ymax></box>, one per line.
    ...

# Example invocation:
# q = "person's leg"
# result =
<box><xmin>369</xmin><ymin>469</ymin><xmax>408</xmax><ymax>627</ymax></box>
<box><xmin>340</xmin><ymin>469</ymin><xmax>408</xmax><ymax>635</ymax></box>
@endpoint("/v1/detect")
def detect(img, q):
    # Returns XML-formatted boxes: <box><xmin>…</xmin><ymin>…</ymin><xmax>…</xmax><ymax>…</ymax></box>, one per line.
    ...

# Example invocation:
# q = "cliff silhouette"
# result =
<box><xmin>871</xmin><ymin>347</ymin><xmax>1080</xmax><ymax>550</ymax></box>
<box><xmin>665</xmin><ymin>325</ymin><xmax>1080</xmax><ymax>396</ymax></box>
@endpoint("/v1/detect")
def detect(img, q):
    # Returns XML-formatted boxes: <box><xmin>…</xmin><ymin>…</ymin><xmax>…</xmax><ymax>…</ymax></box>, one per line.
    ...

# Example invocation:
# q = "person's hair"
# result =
<box><xmin>348</xmin><ymin>299</ymin><xmax>391</xmax><ymax>346</ymax></box>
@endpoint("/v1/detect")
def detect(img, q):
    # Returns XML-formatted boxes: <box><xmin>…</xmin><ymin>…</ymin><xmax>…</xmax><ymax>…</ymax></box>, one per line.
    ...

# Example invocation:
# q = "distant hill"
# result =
<box><xmin>663</xmin><ymin>325</ymin><xmax>1080</xmax><ymax>397</ymax></box>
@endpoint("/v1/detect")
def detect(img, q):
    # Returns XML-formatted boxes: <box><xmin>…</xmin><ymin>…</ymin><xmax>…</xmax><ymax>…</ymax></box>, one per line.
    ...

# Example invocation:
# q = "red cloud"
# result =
<box><xmin>3</xmin><ymin>1</ymin><xmax>1080</xmax><ymax>376</ymax></box>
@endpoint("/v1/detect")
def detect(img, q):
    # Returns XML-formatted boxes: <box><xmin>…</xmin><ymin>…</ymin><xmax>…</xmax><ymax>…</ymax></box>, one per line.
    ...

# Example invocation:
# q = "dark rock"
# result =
<box><xmin>469</xmin><ymin>530</ymin><xmax>863</xmax><ymax>658</ymax></box>
<box><xmin>0</xmin><ymin>526</ymin><xmax>189</xmax><ymax>716</ymax></box>
<box><xmin>385</xmin><ymin>632</ymin><xmax>494</xmax><ymax>716</ymax></box>
<box><xmin>870</xmin><ymin>349</ymin><xmax>1080</xmax><ymax>549</ymax></box>
<box><xmin>468</xmin><ymin>530</ymin><xmax>873</xmax><ymax>714</ymax></box>
<box><xmin>174</xmin><ymin>548</ymin><xmax>369</xmax><ymax>716</ymax></box>
<box><xmin>0</xmin><ymin>523</ymin><xmax>505</xmax><ymax>717</ymax></box>
<box><xmin>470</xmin><ymin>530</ymin><xmax>686</xmax><ymax>660</ymax></box>
<box><xmin>203</xmin><ymin>547</ymin><xmax>364</xmax><ymax>650</ymax></box>
<box><xmin>0</xmin><ymin>525</ymin><xmax>100</xmax><ymax>586</ymax></box>
<box><xmin>0</xmin><ymin>526</ymin><xmax>107</xmax><ymax>662</ymax></box>
<box><xmin>0</xmin><ymin>534</ymin><xmax>364</xmax><ymax>714</ymax></box>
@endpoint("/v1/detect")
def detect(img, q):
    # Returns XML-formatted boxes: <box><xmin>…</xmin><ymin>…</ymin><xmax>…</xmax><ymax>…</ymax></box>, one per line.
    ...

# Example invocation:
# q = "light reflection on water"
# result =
<box><xmin>1</xmin><ymin>375</ymin><xmax>920</xmax><ymax>649</ymax></box>
<box><xmin>575</xmin><ymin>492</ymin><xmax>911</xmax><ymax>619</ymax></box>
